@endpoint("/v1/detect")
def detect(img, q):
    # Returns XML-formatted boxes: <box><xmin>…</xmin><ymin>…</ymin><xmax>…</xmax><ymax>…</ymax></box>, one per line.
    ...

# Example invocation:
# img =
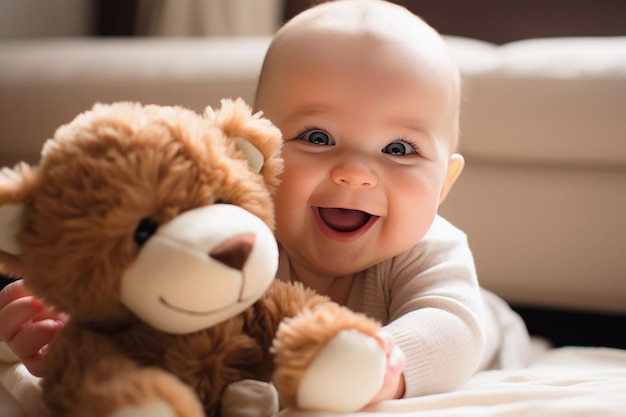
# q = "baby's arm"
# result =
<box><xmin>382</xmin><ymin>217</ymin><xmax>488</xmax><ymax>397</ymax></box>
<box><xmin>0</xmin><ymin>280</ymin><xmax>64</xmax><ymax>376</ymax></box>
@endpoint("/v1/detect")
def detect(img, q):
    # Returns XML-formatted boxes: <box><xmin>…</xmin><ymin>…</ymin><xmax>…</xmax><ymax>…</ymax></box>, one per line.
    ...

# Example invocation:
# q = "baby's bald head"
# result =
<box><xmin>255</xmin><ymin>0</ymin><xmax>461</xmax><ymax>150</ymax></box>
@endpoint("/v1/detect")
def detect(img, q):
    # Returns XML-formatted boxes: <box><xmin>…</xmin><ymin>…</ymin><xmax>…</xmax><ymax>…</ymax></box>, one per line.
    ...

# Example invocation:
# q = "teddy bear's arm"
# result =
<box><xmin>249</xmin><ymin>280</ymin><xmax>330</xmax><ymax>345</ymax></box>
<box><xmin>251</xmin><ymin>280</ymin><xmax>387</xmax><ymax>413</ymax></box>
<box><xmin>40</xmin><ymin>324</ymin><xmax>204</xmax><ymax>417</ymax></box>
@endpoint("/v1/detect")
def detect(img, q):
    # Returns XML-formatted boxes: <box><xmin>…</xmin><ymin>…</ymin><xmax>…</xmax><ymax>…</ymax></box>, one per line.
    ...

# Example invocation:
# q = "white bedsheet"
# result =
<box><xmin>2</xmin><ymin>344</ymin><xmax>626</xmax><ymax>417</ymax></box>
<box><xmin>282</xmin><ymin>346</ymin><xmax>626</xmax><ymax>417</ymax></box>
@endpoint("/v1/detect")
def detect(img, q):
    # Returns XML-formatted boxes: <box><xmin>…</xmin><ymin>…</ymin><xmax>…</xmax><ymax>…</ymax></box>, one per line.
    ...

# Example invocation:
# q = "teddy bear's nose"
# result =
<box><xmin>209</xmin><ymin>233</ymin><xmax>255</xmax><ymax>271</ymax></box>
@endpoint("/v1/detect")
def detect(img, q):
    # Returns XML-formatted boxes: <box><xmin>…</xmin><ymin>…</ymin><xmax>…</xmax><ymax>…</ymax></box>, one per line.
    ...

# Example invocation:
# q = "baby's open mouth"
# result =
<box><xmin>317</xmin><ymin>207</ymin><xmax>375</xmax><ymax>233</ymax></box>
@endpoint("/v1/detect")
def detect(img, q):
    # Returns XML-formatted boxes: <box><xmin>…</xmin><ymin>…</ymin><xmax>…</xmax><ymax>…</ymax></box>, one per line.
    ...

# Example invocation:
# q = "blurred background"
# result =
<box><xmin>1</xmin><ymin>0</ymin><xmax>624</xmax><ymax>41</ymax></box>
<box><xmin>0</xmin><ymin>0</ymin><xmax>283</xmax><ymax>39</ymax></box>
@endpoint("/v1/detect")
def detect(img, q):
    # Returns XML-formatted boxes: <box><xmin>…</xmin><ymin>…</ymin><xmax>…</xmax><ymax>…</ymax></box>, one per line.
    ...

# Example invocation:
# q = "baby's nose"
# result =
<box><xmin>330</xmin><ymin>160</ymin><xmax>378</xmax><ymax>188</ymax></box>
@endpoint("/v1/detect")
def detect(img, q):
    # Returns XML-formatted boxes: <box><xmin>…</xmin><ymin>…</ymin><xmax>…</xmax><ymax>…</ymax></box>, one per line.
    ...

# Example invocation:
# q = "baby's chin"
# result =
<box><xmin>305</xmin><ymin>249</ymin><xmax>393</xmax><ymax>278</ymax></box>
<box><xmin>276</xmin><ymin>218</ymin><xmax>421</xmax><ymax>276</ymax></box>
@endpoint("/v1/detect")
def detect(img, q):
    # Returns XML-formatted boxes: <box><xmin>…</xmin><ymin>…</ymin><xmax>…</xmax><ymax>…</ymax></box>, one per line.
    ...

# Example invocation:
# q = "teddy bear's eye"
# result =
<box><xmin>134</xmin><ymin>217</ymin><xmax>159</xmax><ymax>246</ymax></box>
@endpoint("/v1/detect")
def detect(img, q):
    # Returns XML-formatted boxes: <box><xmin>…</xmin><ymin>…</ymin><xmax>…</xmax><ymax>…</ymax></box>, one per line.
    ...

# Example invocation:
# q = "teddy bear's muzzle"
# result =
<box><xmin>119</xmin><ymin>204</ymin><xmax>278</xmax><ymax>334</ymax></box>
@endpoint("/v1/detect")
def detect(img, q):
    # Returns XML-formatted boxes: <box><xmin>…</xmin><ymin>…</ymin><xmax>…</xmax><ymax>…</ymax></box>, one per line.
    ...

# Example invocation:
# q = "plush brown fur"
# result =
<box><xmin>0</xmin><ymin>99</ymin><xmax>381</xmax><ymax>417</ymax></box>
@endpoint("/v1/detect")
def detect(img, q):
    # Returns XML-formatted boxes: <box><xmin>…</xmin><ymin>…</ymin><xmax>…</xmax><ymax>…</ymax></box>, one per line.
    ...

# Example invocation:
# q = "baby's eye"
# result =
<box><xmin>298</xmin><ymin>129</ymin><xmax>335</xmax><ymax>146</ymax></box>
<box><xmin>382</xmin><ymin>140</ymin><xmax>418</xmax><ymax>156</ymax></box>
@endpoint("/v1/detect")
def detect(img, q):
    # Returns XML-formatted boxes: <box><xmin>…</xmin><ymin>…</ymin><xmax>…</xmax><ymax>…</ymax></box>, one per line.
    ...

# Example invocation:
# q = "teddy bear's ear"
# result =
<box><xmin>204</xmin><ymin>101</ymin><xmax>265</xmax><ymax>173</ymax></box>
<box><xmin>233</xmin><ymin>136</ymin><xmax>264</xmax><ymax>174</ymax></box>
<box><xmin>0</xmin><ymin>204</ymin><xmax>23</xmax><ymax>256</ymax></box>
<box><xmin>205</xmin><ymin>98</ymin><xmax>283</xmax><ymax>186</ymax></box>
<box><xmin>0</xmin><ymin>163</ymin><xmax>36</xmax><ymax>278</ymax></box>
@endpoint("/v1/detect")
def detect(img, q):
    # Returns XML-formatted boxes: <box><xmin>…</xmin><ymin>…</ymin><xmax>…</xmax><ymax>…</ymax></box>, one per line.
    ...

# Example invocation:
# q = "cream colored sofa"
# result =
<box><xmin>1</xmin><ymin>35</ymin><xmax>625</xmax><ymax>338</ymax></box>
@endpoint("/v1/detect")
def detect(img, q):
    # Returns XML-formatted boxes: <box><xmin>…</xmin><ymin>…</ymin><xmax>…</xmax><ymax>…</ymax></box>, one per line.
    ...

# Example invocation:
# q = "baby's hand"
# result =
<box><xmin>0</xmin><ymin>280</ymin><xmax>64</xmax><ymax>376</ymax></box>
<box><xmin>367</xmin><ymin>330</ymin><xmax>406</xmax><ymax>404</ymax></box>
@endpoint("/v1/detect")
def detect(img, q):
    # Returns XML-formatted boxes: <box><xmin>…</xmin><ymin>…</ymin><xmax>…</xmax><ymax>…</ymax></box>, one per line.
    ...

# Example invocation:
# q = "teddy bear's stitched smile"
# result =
<box><xmin>158</xmin><ymin>295</ymin><xmax>254</xmax><ymax>316</ymax></box>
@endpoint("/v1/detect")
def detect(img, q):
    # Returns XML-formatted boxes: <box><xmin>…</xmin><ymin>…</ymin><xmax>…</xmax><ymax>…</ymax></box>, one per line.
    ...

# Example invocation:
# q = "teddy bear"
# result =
<box><xmin>0</xmin><ymin>99</ymin><xmax>388</xmax><ymax>417</ymax></box>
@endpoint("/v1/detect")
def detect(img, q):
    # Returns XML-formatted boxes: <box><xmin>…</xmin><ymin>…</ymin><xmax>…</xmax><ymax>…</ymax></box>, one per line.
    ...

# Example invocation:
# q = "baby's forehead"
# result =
<box><xmin>272</xmin><ymin>1</ymin><xmax>454</xmax><ymax>76</ymax></box>
<box><xmin>257</xmin><ymin>1</ymin><xmax>461</xmax><ymax>150</ymax></box>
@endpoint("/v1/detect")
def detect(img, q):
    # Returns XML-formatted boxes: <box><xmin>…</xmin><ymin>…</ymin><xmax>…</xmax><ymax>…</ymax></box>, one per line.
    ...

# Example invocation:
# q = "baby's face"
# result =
<box><xmin>256</xmin><ymin>8</ymin><xmax>463</xmax><ymax>277</ymax></box>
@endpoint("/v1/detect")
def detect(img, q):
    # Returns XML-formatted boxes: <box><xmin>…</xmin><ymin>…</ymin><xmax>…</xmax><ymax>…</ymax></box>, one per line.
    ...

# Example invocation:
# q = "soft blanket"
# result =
<box><xmin>2</xmin><ymin>342</ymin><xmax>626</xmax><ymax>417</ymax></box>
<box><xmin>281</xmin><ymin>345</ymin><xmax>626</xmax><ymax>417</ymax></box>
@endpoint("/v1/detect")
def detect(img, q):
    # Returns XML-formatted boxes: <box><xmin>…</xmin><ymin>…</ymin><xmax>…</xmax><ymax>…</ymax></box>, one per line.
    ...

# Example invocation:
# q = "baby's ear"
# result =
<box><xmin>439</xmin><ymin>153</ymin><xmax>465</xmax><ymax>204</ymax></box>
<box><xmin>0</xmin><ymin>163</ymin><xmax>37</xmax><ymax>278</ymax></box>
<box><xmin>206</xmin><ymin>98</ymin><xmax>284</xmax><ymax>189</ymax></box>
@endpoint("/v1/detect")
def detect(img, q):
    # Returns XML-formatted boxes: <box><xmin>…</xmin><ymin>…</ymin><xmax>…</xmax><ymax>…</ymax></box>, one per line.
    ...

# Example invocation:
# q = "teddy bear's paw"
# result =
<box><xmin>109</xmin><ymin>401</ymin><xmax>177</xmax><ymax>417</ymax></box>
<box><xmin>296</xmin><ymin>329</ymin><xmax>386</xmax><ymax>413</ymax></box>
<box><xmin>272</xmin><ymin>303</ymin><xmax>384</xmax><ymax>410</ymax></box>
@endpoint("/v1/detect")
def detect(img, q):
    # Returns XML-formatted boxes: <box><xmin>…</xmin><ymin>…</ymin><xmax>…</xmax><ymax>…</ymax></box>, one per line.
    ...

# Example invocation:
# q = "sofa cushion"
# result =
<box><xmin>440</xmin><ymin>163</ymin><xmax>626</xmax><ymax>314</ymax></box>
<box><xmin>446</xmin><ymin>36</ymin><xmax>626</xmax><ymax>167</ymax></box>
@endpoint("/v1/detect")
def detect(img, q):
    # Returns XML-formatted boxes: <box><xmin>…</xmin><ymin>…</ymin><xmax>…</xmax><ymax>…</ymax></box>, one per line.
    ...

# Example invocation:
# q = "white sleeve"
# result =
<box><xmin>383</xmin><ymin>216</ymin><xmax>487</xmax><ymax>397</ymax></box>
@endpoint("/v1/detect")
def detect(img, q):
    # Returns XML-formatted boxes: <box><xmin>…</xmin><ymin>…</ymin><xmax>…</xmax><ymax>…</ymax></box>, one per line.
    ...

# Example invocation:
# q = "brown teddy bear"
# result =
<box><xmin>0</xmin><ymin>99</ymin><xmax>387</xmax><ymax>417</ymax></box>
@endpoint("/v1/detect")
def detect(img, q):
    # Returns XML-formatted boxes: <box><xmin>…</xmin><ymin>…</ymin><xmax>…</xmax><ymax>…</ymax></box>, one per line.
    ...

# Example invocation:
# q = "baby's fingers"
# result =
<box><xmin>9</xmin><ymin>319</ymin><xmax>62</xmax><ymax>358</ymax></box>
<box><xmin>0</xmin><ymin>280</ymin><xmax>30</xmax><ymax>309</ymax></box>
<box><xmin>367</xmin><ymin>331</ymin><xmax>407</xmax><ymax>404</ymax></box>
<box><xmin>21</xmin><ymin>355</ymin><xmax>46</xmax><ymax>379</ymax></box>
<box><xmin>9</xmin><ymin>319</ymin><xmax>63</xmax><ymax>377</ymax></box>
<box><xmin>0</xmin><ymin>296</ymin><xmax>46</xmax><ymax>341</ymax></box>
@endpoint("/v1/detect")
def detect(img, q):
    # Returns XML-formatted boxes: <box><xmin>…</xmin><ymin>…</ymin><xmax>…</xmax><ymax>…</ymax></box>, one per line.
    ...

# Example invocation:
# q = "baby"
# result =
<box><xmin>253</xmin><ymin>0</ymin><xmax>530</xmax><ymax>400</ymax></box>
<box><xmin>0</xmin><ymin>0</ymin><xmax>530</xmax><ymax>406</ymax></box>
